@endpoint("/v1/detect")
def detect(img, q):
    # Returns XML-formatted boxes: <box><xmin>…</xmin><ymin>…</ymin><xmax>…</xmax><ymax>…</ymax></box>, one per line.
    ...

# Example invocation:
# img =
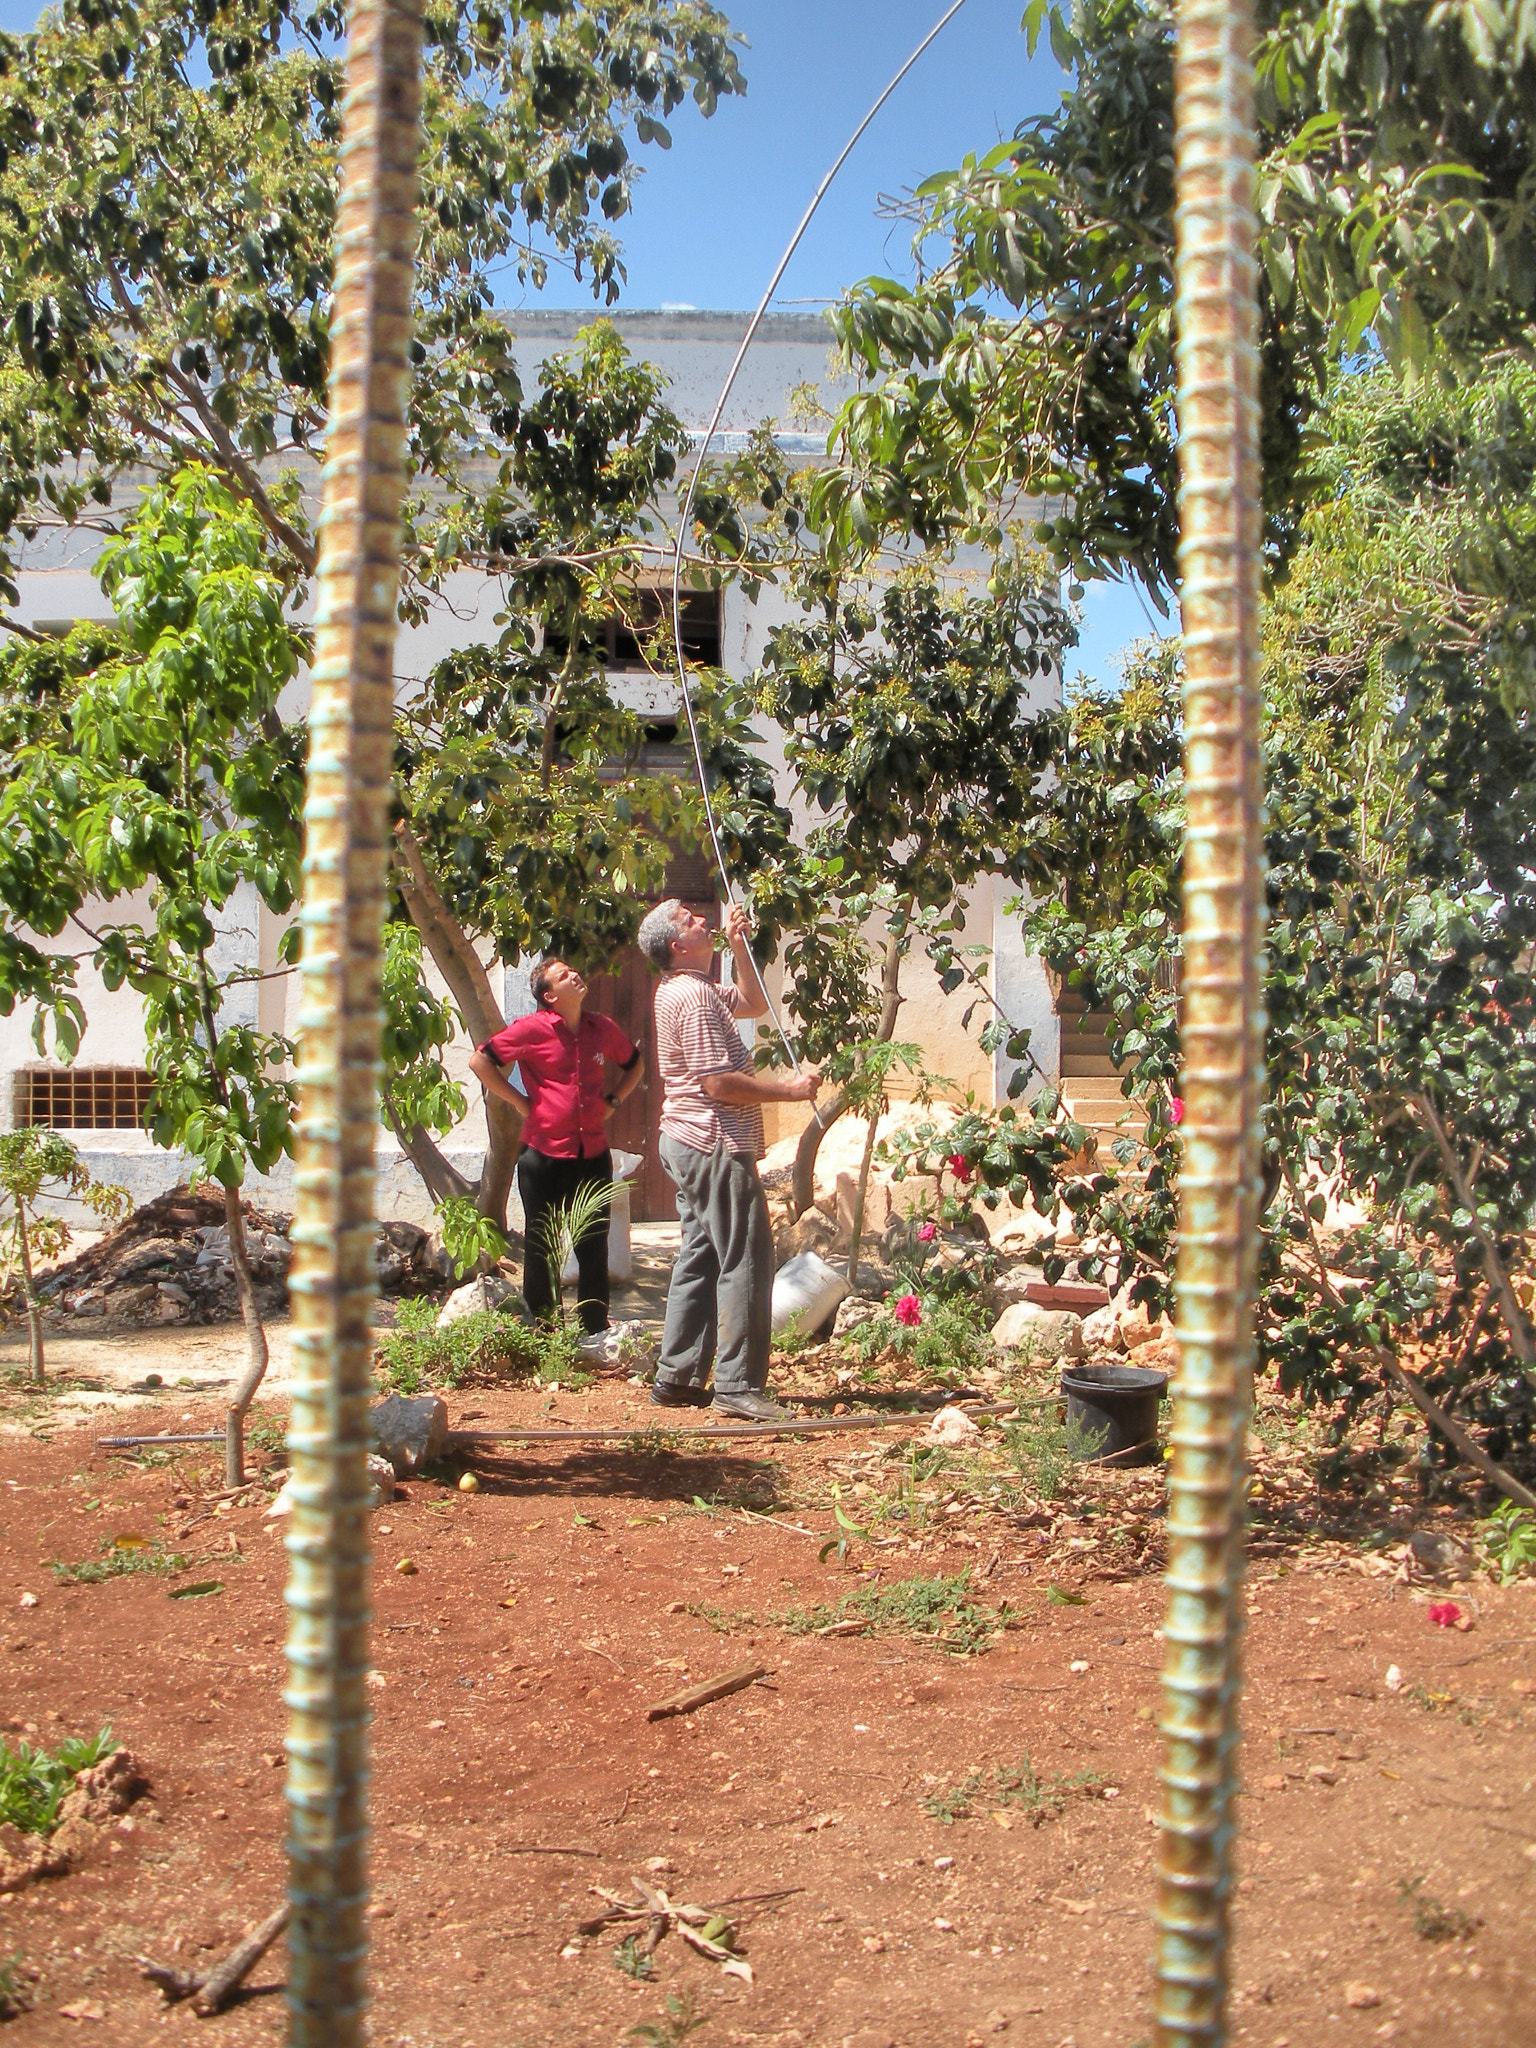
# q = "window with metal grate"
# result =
<box><xmin>13</xmin><ymin>1067</ymin><xmax>155</xmax><ymax>1131</ymax></box>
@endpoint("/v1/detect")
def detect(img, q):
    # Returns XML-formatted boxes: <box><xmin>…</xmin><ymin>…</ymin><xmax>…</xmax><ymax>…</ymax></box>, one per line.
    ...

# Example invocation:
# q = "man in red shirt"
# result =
<box><xmin>469</xmin><ymin>959</ymin><xmax>643</xmax><ymax>1358</ymax></box>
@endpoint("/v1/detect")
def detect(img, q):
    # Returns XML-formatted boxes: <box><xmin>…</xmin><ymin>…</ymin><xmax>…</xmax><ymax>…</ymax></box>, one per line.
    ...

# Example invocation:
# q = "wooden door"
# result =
<box><xmin>584</xmin><ymin>895</ymin><xmax>719</xmax><ymax>1222</ymax></box>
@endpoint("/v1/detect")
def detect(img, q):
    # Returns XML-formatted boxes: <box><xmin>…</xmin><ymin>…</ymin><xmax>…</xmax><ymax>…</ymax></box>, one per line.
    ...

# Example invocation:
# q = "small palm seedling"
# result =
<box><xmin>541</xmin><ymin>1176</ymin><xmax>616</xmax><ymax>1327</ymax></box>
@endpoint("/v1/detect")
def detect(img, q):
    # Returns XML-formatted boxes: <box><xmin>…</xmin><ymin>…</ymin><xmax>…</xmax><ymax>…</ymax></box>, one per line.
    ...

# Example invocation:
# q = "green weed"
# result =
<box><xmin>1003</xmin><ymin>1407</ymin><xmax>1096</xmax><ymax>1501</ymax></box>
<box><xmin>922</xmin><ymin>1754</ymin><xmax>1103</xmax><ymax>1826</ymax></box>
<box><xmin>375</xmin><ymin>1298</ymin><xmax>589</xmax><ymax>1393</ymax></box>
<box><xmin>613</xmin><ymin>1934</ymin><xmax>655</xmax><ymax>1980</ymax></box>
<box><xmin>629</xmin><ymin>1991</ymin><xmax>708</xmax><ymax>2044</ymax></box>
<box><xmin>0</xmin><ymin>1726</ymin><xmax>116</xmax><ymax>1835</ymax></box>
<box><xmin>774</xmin><ymin>1569</ymin><xmax>1004</xmax><ymax>1656</ymax></box>
<box><xmin>49</xmin><ymin>1537</ymin><xmax>189</xmax><ymax>1586</ymax></box>
<box><xmin>685</xmin><ymin>1602</ymin><xmax>756</xmax><ymax>1635</ymax></box>
<box><xmin>1399</xmin><ymin>1876</ymin><xmax>1478</xmax><ymax>1942</ymax></box>
<box><xmin>1481</xmin><ymin>1499</ymin><xmax>1536</xmax><ymax>1584</ymax></box>
<box><xmin>0</xmin><ymin>1951</ymin><xmax>34</xmax><ymax>2021</ymax></box>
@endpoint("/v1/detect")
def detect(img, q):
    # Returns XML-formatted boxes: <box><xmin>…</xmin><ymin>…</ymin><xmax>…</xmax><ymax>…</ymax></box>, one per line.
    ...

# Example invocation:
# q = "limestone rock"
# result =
<box><xmin>929</xmin><ymin>1405</ymin><xmax>981</xmax><ymax>1447</ymax></box>
<box><xmin>1119</xmin><ymin>1302</ymin><xmax>1170</xmax><ymax>1351</ymax></box>
<box><xmin>435</xmin><ymin>1273</ymin><xmax>513</xmax><ymax>1328</ymax></box>
<box><xmin>366</xmin><ymin>1453</ymin><xmax>397</xmax><ymax>1507</ymax></box>
<box><xmin>833</xmin><ymin>1295</ymin><xmax>880</xmax><ymax>1339</ymax></box>
<box><xmin>1081</xmin><ymin>1303</ymin><xmax>1124</xmax><ymax>1350</ymax></box>
<box><xmin>990</xmin><ymin>1301</ymin><xmax>1085</xmax><ymax>1359</ymax></box>
<box><xmin>369</xmin><ymin>1393</ymin><xmax>449</xmax><ymax>1477</ymax></box>
<box><xmin>990</xmin><ymin>1265</ymin><xmax>1047</xmax><ymax>1309</ymax></box>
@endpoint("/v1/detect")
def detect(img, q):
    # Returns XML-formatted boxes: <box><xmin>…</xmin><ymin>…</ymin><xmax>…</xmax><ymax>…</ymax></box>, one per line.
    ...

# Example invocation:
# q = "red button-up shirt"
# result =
<box><xmin>478</xmin><ymin>1009</ymin><xmax>636</xmax><ymax>1160</ymax></box>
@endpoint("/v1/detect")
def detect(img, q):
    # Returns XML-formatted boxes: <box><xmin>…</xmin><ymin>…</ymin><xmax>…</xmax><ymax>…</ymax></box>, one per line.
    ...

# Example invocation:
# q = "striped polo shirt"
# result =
<box><xmin>654</xmin><ymin>970</ymin><xmax>764</xmax><ymax>1159</ymax></box>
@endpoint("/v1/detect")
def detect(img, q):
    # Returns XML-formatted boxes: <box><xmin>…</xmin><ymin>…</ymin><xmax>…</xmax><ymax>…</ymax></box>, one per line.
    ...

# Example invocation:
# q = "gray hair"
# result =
<box><xmin>637</xmin><ymin>898</ymin><xmax>686</xmax><ymax>971</ymax></box>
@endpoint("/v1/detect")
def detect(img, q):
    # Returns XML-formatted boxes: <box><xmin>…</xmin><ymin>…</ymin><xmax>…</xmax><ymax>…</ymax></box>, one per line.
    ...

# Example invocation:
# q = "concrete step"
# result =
<box><xmin>1060</xmin><ymin>1053</ymin><xmax>1123</xmax><ymax>1077</ymax></box>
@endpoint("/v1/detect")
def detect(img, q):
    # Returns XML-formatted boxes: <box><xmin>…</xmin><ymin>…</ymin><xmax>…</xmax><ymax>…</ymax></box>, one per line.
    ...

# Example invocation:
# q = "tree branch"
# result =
<box><xmin>392</xmin><ymin>820</ymin><xmax>507</xmax><ymax>1044</ymax></box>
<box><xmin>382</xmin><ymin>1096</ymin><xmax>474</xmax><ymax>1207</ymax></box>
<box><xmin>1284</xmin><ymin>1160</ymin><xmax>1536</xmax><ymax>1511</ymax></box>
<box><xmin>792</xmin><ymin>914</ymin><xmax>906</xmax><ymax>1220</ymax></box>
<box><xmin>1412</xmin><ymin>1091</ymin><xmax>1536</xmax><ymax>1372</ymax></box>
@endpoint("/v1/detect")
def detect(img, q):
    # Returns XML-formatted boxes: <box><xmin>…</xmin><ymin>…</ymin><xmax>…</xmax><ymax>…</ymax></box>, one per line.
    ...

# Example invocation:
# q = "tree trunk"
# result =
<box><xmin>792</xmin><ymin>921</ymin><xmax>906</xmax><ymax>1220</ymax></box>
<box><xmin>222</xmin><ymin>1186</ymin><xmax>269</xmax><ymax>1488</ymax></box>
<box><xmin>381</xmin><ymin>1099</ymin><xmax>476</xmax><ymax>1207</ymax></box>
<box><xmin>16</xmin><ymin>1209</ymin><xmax>44</xmax><ymax>1387</ymax></box>
<box><xmin>393</xmin><ymin>820</ymin><xmax>525</xmax><ymax>1232</ymax></box>
<box><xmin>844</xmin><ymin>1106</ymin><xmax>882</xmax><ymax>1291</ymax></box>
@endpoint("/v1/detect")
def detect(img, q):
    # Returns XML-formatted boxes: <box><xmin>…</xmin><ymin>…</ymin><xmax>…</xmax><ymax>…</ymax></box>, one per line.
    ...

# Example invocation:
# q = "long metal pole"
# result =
<box><xmin>283</xmin><ymin>1</ymin><xmax>422</xmax><ymax>2040</ymax></box>
<box><xmin>1156</xmin><ymin>0</ymin><xmax>1265</xmax><ymax>2039</ymax></box>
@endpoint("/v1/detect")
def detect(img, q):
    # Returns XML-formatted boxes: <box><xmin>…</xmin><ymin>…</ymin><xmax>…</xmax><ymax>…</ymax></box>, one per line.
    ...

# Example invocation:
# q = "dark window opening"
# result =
<box><xmin>545</xmin><ymin>588</ymin><xmax>722</xmax><ymax>670</ymax></box>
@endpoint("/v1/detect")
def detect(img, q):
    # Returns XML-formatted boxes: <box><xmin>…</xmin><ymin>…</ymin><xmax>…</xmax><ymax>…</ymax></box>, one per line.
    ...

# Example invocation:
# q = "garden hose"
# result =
<box><xmin>283</xmin><ymin>0</ymin><xmax>422</xmax><ymax>2040</ymax></box>
<box><xmin>668</xmin><ymin>0</ymin><xmax>972</xmax><ymax>1075</ymax></box>
<box><xmin>1157</xmin><ymin>0</ymin><xmax>1265</xmax><ymax>2041</ymax></box>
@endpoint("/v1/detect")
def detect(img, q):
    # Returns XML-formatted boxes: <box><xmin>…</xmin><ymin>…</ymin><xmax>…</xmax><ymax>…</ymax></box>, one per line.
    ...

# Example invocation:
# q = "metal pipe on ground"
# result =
<box><xmin>1158</xmin><ymin>0</ymin><xmax>1265</xmax><ymax>2041</ymax></box>
<box><xmin>281</xmin><ymin>1</ymin><xmax>422</xmax><ymax>2041</ymax></box>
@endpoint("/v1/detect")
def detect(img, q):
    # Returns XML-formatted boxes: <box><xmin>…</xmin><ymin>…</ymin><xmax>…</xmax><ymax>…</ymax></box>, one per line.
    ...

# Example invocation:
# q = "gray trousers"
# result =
<box><xmin>656</xmin><ymin>1136</ymin><xmax>774</xmax><ymax>1397</ymax></box>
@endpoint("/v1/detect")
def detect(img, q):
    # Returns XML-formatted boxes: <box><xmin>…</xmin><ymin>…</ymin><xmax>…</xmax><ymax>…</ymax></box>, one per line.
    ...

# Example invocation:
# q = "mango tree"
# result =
<box><xmin>0</xmin><ymin>470</ymin><xmax>304</xmax><ymax>1479</ymax></box>
<box><xmin>0</xmin><ymin>1130</ymin><xmax>130</xmax><ymax>1386</ymax></box>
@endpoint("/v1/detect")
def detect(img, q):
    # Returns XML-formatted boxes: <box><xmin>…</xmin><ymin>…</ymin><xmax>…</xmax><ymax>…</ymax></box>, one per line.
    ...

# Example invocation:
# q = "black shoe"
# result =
<box><xmin>710</xmin><ymin>1391</ymin><xmax>791</xmax><ymax>1423</ymax></box>
<box><xmin>650</xmin><ymin>1381</ymin><xmax>712</xmax><ymax>1409</ymax></box>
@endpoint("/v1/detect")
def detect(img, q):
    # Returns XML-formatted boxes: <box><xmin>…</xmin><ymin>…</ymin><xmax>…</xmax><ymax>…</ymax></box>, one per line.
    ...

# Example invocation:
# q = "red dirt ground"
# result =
<box><xmin>1</xmin><ymin>1368</ymin><xmax>1533</xmax><ymax>2048</ymax></box>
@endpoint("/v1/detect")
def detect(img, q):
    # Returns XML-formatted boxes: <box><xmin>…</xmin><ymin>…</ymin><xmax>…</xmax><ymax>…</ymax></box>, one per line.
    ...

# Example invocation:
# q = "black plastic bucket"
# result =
<box><xmin>1061</xmin><ymin>1361</ymin><xmax>1169</xmax><ymax>1464</ymax></box>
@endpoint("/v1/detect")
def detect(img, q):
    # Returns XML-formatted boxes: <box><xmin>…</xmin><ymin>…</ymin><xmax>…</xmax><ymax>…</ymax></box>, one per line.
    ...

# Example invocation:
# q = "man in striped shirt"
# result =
<box><xmin>637</xmin><ymin>899</ymin><xmax>819</xmax><ymax>1421</ymax></box>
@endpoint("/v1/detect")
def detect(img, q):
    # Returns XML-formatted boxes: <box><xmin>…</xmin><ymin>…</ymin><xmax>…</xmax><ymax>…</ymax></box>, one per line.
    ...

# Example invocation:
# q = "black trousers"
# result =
<box><xmin>516</xmin><ymin>1146</ymin><xmax>612</xmax><ymax>1335</ymax></box>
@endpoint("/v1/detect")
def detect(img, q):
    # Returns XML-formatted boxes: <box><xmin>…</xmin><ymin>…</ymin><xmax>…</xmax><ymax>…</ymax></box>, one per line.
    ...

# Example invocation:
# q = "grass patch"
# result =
<box><xmin>685</xmin><ymin>1602</ymin><xmax>756</xmax><ymax>1635</ymax></box>
<box><xmin>375</xmin><ymin>1298</ymin><xmax>591</xmax><ymax>1393</ymax></box>
<box><xmin>0</xmin><ymin>1726</ymin><xmax>116</xmax><ymax>1835</ymax></box>
<box><xmin>773</xmin><ymin>1569</ymin><xmax>1006</xmax><ymax>1656</ymax></box>
<box><xmin>921</xmin><ymin>1753</ymin><xmax>1103</xmax><ymax>1826</ymax></box>
<box><xmin>49</xmin><ymin>1536</ymin><xmax>189</xmax><ymax>1586</ymax></box>
<box><xmin>1003</xmin><ymin>1407</ymin><xmax>1096</xmax><ymax>1501</ymax></box>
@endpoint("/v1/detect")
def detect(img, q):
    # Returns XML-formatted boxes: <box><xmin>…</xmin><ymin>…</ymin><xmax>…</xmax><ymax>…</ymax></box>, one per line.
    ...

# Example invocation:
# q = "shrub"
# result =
<box><xmin>843</xmin><ymin>1291</ymin><xmax>993</xmax><ymax>1384</ymax></box>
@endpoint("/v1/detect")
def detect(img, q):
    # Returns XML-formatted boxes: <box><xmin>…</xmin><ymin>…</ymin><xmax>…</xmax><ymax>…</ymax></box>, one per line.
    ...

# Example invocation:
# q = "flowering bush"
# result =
<box><xmin>843</xmin><ymin>1290</ymin><xmax>993</xmax><ymax>1384</ymax></box>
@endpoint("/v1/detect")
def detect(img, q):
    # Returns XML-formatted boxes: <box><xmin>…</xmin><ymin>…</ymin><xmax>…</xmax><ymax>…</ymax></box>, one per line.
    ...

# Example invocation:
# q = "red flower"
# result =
<box><xmin>946</xmin><ymin>1153</ymin><xmax>973</xmax><ymax>1183</ymax></box>
<box><xmin>917</xmin><ymin>1220</ymin><xmax>938</xmax><ymax>1243</ymax></box>
<box><xmin>1427</xmin><ymin>1600</ymin><xmax>1461</xmax><ymax>1628</ymax></box>
<box><xmin>894</xmin><ymin>1293</ymin><xmax>922</xmax><ymax>1327</ymax></box>
<box><xmin>1168</xmin><ymin>1097</ymin><xmax>1184</xmax><ymax>1126</ymax></box>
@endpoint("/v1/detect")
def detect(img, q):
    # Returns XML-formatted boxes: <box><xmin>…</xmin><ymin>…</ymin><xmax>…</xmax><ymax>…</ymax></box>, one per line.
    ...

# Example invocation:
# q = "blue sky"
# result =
<box><xmin>0</xmin><ymin>0</ymin><xmax>1155</xmax><ymax>681</ymax></box>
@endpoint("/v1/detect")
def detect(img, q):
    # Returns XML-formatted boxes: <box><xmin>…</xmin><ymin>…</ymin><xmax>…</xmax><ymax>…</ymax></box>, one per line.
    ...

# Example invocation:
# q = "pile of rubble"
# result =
<box><xmin>34</xmin><ymin>1187</ymin><xmax>453</xmax><ymax>1328</ymax></box>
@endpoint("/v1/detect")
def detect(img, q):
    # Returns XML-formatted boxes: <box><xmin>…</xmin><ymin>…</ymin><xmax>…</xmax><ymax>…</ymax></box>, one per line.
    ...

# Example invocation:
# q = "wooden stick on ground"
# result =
<box><xmin>646</xmin><ymin>1661</ymin><xmax>767</xmax><ymax>1722</ymax></box>
<box><xmin>193</xmin><ymin>1905</ymin><xmax>291</xmax><ymax>2017</ymax></box>
<box><xmin>137</xmin><ymin>1902</ymin><xmax>290</xmax><ymax>2016</ymax></box>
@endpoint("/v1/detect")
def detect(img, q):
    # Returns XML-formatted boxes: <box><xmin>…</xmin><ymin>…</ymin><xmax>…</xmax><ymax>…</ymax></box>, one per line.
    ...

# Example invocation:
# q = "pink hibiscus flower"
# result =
<box><xmin>1427</xmin><ymin>1600</ymin><xmax>1462</xmax><ymax>1629</ymax></box>
<box><xmin>894</xmin><ymin>1293</ymin><xmax>922</xmax><ymax>1327</ymax></box>
<box><xmin>1168</xmin><ymin>1097</ymin><xmax>1185</xmax><ymax>1126</ymax></box>
<box><xmin>946</xmin><ymin>1153</ymin><xmax>973</xmax><ymax>1183</ymax></box>
<box><xmin>916</xmin><ymin>1220</ymin><xmax>938</xmax><ymax>1243</ymax></box>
